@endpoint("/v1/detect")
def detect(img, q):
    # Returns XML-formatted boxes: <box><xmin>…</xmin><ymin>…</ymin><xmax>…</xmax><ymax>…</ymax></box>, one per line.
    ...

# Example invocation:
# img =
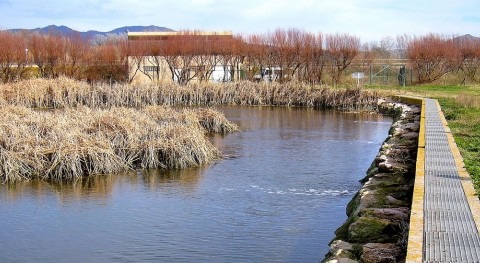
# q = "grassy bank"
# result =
<box><xmin>0</xmin><ymin>105</ymin><xmax>237</xmax><ymax>182</ymax></box>
<box><xmin>367</xmin><ymin>84</ymin><xmax>480</xmax><ymax>194</ymax></box>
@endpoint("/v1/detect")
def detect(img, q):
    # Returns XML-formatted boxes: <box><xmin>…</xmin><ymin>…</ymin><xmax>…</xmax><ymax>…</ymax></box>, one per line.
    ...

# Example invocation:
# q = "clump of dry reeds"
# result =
<box><xmin>193</xmin><ymin>108</ymin><xmax>239</xmax><ymax>134</ymax></box>
<box><xmin>0</xmin><ymin>105</ymin><xmax>237</xmax><ymax>182</ymax></box>
<box><xmin>0</xmin><ymin>78</ymin><xmax>379</xmax><ymax>111</ymax></box>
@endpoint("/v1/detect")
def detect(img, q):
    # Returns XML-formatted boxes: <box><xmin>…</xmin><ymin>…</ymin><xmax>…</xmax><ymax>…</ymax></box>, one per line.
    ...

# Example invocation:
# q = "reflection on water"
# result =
<box><xmin>2</xmin><ymin>168</ymin><xmax>205</xmax><ymax>204</ymax></box>
<box><xmin>0</xmin><ymin>106</ymin><xmax>392</xmax><ymax>263</ymax></box>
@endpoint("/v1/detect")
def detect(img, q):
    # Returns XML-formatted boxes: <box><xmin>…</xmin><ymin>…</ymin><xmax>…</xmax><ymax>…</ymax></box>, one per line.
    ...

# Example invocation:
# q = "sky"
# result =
<box><xmin>1</xmin><ymin>0</ymin><xmax>479</xmax><ymax>42</ymax></box>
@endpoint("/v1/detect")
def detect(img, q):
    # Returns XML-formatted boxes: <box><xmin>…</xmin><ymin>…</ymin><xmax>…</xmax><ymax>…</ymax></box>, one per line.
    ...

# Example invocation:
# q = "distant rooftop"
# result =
<box><xmin>128</xmin><ymin>31</ymin><xmax>233</xmax><ymax>40</ymax></box>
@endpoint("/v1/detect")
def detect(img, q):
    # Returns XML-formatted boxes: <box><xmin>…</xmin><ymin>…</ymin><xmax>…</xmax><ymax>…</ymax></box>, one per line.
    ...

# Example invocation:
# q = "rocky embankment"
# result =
<box><xmin>323</xmin><ymin>99</ymin><xmax>421</xmax><ymax>263</ymax></box>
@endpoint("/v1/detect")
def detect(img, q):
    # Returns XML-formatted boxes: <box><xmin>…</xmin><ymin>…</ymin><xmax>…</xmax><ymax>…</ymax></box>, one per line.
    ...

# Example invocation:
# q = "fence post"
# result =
<box><xmin>411</xmin><ymin>68</ymin><xmax>413</xmax><ymax>85</ymax></box>
<box><xmin>398</xmin><ymin>65</ymin><xmax>406</xmax><ymax>87</ymax></box>
<box><xmin>383</xmin><ymin>65</ymin><xmax>387</xmax><ymax>84</ymax></box>
<box><xmin>387</xmin><ymin>69</ymin><xmax>389</xmax><ymax>84</ymax></box>
<box><xmin>369</xmin><ymin>64</ymin><xmax>372</xmax><ymax>85</ymax></box>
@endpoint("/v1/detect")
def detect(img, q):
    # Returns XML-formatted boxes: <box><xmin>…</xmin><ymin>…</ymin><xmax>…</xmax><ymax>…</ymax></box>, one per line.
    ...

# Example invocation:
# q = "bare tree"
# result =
<box><xmin>456</xmin><ymin>36</ymin><xmax>480</xmax><ymax>84</ymax></box>
<box><xmin>243</xmin><ymin>34</ymin><xmax>265</xmax><ymax>81</ymax></box>
<box><xmin>369</xmin><ymin>38</ymin><xmax>393</xmax><ymax>61</ymax></box>
<box><xmin>145</xmin><ymin>40</ymin><xmax>166</xmax><ymax>83</ymax></box>
<box><xmin>326</xmin><ymin>33</ymin><xmax>360</xmax><ymax>85</ymax></box>
<box><xmin>407</xmin><ymin>34</ymin><xmax>460</xmax><ymax>83</ymax></box>
<box><xmin>44</xmin><ymin>34</ymin><xmax>65</xmax><ymax>78</ymax></box>
<box><xmin>218</xmin><ymin>35</ymin><xmax>244</xmax><ymax>82</ymax></box>
<box><xmin>358</xmin><ymin>43</ymin><xmax>375</xmax><ymax>70</ymax></box>
<box><xmin>395</xmin><ymin>34</ymin><xmax>411</xmax><ymax>59</ymax></box>
<box><xmin>272</xmin><ymin>28</ymin><xmax>305</xmax><ymax>82</ymax></box>
<box><xmin>29</xmin><ymin>33</ymin><xmax>47</xmax><ymax>78</ymax></box>
<box><xmin>85</xmin><ymin>36</ymin><xmax>126</xmax><ymax>84</ymax></box>
<box><xmin>299</xmin><ymin>32</ymin><xmax>326</xmax><ymax>84</ymax></box>
<box><xmin>0</xmin><ymin>31</ymin><xmax>30</xmax><ymax>82</ymax></box>
<box><xmin>62</xmin><ymin>34</ymin><xmax>88</xmax><ymax>78</ymax></box>
<box><xmin>192</xmin><ymin>34</ymin><xmax>222</xmax><ymax>82</ymax></box>
<box><xmin>229</xmin><ymin>35</ymin><xmax>246</xmax><ymax>82</ymax></box>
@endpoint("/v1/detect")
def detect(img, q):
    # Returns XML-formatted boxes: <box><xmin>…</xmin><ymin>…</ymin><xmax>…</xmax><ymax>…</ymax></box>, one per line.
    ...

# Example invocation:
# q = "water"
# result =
<box><xmin>0</xmin><ymin>106</ymin><xmax>392</xmax><ymax>263</ymax></box>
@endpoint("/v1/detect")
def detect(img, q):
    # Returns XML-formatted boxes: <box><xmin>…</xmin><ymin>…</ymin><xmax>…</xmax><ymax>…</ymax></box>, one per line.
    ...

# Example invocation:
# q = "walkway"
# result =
<box><xmin>407</xmin><ymin>98</ymin><xmax>480</xmax><ymax>262</ymax></box>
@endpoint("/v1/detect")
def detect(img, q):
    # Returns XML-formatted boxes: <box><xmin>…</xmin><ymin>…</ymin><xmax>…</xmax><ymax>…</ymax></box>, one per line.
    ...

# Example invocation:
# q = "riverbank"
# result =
<box><xmin>323</xmin><ymin>99</ymin><xmax>420</xmax><ymax>263</ymax></box>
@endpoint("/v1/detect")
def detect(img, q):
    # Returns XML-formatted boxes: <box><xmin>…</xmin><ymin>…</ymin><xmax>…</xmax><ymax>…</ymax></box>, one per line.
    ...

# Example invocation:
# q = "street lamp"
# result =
<box><xmin>125</xmin><ymin>30</ymin><xmax>129</xmax><ymax>82</ymax></box>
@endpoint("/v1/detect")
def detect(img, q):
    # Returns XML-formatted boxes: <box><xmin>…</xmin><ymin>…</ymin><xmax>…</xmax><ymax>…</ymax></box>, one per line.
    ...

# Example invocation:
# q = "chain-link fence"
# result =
<box><xmin>346</xmin><ymin>60</ymin><xmax>415</xmax><ymax>87</ymax></box>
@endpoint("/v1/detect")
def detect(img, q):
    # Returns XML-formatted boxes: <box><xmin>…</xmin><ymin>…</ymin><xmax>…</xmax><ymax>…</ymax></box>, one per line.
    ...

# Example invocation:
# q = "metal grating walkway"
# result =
<box><xmin>423</xmin><ymin>99</ymin><xmax>480</xmax><ymax>262</ymax></box>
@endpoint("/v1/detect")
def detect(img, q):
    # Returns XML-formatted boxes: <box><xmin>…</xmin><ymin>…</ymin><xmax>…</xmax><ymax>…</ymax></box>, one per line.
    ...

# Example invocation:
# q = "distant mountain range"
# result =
<box><xmin>453</xmin><ymin>34</ymin><xmax>480</xmax><ymax>43</ymax></box>
<box><xmin>7</xmin><ymin>25</ymin><xmax>480</xmax><ymax>45</ymax></box>
<box><xmin>8</xmin><ymin>25</ymin><xmax>174</xmax><ymax>39</ymax></box>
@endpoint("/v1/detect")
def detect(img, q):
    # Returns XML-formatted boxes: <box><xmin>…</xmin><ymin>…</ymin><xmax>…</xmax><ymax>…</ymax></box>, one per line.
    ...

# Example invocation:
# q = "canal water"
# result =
<box><xmin>0</xmin><ymin>106</ymin><xmax>392</xmax><ymax>263</ymax></box>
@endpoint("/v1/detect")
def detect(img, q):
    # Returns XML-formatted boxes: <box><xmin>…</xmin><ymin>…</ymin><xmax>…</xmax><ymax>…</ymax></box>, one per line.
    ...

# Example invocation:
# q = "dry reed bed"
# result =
<box><xmin>0</xmin><ymin>77</ymin><xmax>375</xmax><ymax>182</ymax></box>
<box><xmin>0</xmin><ymin>78</ymin><xmax>379</xmax><ymax>111</ymax></box>
<box><xmin>0</xmin><ymin>105</ymin><xmax>238</xmax><ymax>182</ymax></box>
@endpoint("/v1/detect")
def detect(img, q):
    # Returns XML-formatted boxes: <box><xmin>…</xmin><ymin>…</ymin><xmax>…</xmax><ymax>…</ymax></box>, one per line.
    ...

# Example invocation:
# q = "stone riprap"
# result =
<box><xmin>323</xmin><ymin>99</ymin><xmax>420</xmax><ymax>263</ymax></box>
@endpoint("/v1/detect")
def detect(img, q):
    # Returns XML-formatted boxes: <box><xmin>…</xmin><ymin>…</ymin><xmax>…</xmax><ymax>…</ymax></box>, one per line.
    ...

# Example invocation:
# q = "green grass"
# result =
<box><xmin>437</xmin><ymin>97</ymin><xmax>480</xmax><ymax>193</ymax></box>
<box><xmin>365</xmin><ymin>84</ymin><xmax>480</xmax><ymax>195</ymax></box>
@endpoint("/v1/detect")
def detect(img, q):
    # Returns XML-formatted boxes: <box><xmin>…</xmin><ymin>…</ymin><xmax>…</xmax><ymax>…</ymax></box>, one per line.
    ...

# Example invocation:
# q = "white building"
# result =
<box><xmin>127</xmin><ymin>31</ymin><xmax>242</xmax><ymax>85</ymax></box>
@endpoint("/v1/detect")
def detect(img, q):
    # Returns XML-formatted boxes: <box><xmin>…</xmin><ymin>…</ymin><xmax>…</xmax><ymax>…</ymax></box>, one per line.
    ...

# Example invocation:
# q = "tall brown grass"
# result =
<box><xmin>0</xmin><ymin>77</ymin><xmax>379</xmax><ymax>111</ymax></box>
<box><xmin>456</xmin><ymin>93</ymin><xmax>480</xmax><ymax>108</ymax></box>
<box><xmin>0</xmin><ymin>105</ymin><xmax>237</xmax><ymax>182</ymax></box>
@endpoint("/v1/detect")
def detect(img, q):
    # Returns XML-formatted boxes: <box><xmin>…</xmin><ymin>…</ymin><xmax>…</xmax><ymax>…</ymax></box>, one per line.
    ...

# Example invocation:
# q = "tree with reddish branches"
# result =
<box><xmin>0</xmin><ymin>31</ymin><xmax>30</xmax><ymax>82</ymax></box>
<box><xmin>85</xmin><ymin>36</ymin><xmax>126</xmax><ymax>84</ymax></box>
<box><xmin>299</xmin><ymin>32</ymin><xmax>325</xmax><ymax>84</ymax></box>
<box><xmin>242</xmin><ymin>34</ymin><xmax>265</xmax><ymax>82</ymax></box>
<box><xmin>29</xmin><ymin>33</ymin><xmax>66</xmax><ymax>78</ymax></box>
<box><xmin>61</xmin><ymin>34</ymin><xmax>89</xmax><ymax>79</ymax></box>
<box><xmin>326</xmin><ymin>33</ymin><xmax>360</xmax><ymax>86</ymax></box>
<box><xmin>407</xmin><ymin>34</ymin><xmax>460</xmax><ymax>84</ymax></box>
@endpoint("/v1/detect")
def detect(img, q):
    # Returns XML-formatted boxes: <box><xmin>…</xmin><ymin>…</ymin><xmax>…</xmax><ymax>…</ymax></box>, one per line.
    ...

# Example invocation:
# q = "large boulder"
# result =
<box><xmin>348</xmin><ymin>217</ymin><xmax>397</xmax><ymax>243</ymax></box>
